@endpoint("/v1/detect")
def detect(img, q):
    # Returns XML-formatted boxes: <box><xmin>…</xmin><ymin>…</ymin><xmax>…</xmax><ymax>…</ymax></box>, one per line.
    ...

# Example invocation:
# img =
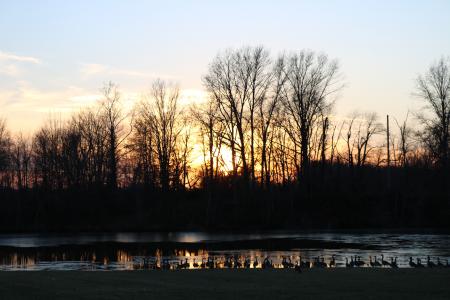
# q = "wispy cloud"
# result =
<box><xmin>0</xmin><ymin>51</ymin><xmax>41</xmax><ymax>64</ymax></box>
<box><xmin>0</xmin><ymin>64</ymin><xmax>21</xmax><ymax>76</ymax></box>
<box><xmin>0</xmin><ymin>51</ymin><xmax>42</xmax><ymax>78</ymax></box>
<box><xmin>0</xmin><ymin>82</ymin><xmax>138</xmax><ymax>133</ymax></box>
<box><xmin>1</xmin><ymin>83</ymin><xmax>98</xmax><ymax>113</ymax></box>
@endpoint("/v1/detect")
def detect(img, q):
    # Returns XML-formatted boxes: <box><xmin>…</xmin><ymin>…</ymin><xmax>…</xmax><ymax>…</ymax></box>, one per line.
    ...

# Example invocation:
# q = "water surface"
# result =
<box><xmin>1</xmin><ymin>232</ymin><xmax>449</xmax><ymax>270</ymax></box>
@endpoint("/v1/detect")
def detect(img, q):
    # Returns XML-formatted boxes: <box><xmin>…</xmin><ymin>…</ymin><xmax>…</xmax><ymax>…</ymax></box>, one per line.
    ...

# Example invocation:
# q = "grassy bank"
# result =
<box><xmin>1</xmin><ymin>269</ymin><xmax>450</xmax><ymax>299</ymax></box>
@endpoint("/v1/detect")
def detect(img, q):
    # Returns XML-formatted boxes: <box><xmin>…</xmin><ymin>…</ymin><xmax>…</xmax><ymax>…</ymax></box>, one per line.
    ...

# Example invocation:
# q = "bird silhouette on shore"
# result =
<box><xmin>409</xmin><ymin>257</ymin><xmax>417</xmax><ymax>268</ymax></box>
<box><xmin>390</xmin><ymin>257</ymin><xmax>398</xmax><ymax>268</ymax></box>
<box><xmin>329</xmin><ymin>255</ymin><xmax>336</xmax><ymax>268</ymax></box>
<box><xmin>416</xmin><ymin>258</ymin><xmax>424</xmax><ymax>268</ymax></box>
<box><xmin>253</xmin><ymin>257</ymin><xmax>259</xmax><ymax>268</ymax></box>
<box><xmin>427</xmin><ymin>256</ymin><xmax>436</xmax><ymax>268</ymax></box>
<box><xmin>131</xmin><ymin>254</ymin><xmax>450</xmax><ymax>271</ymax></box>
<box><xmin>370</xmin><ymin>256</ymin><xmax>382</xmax><ymax>267</ymax></box>
<box><xmin>262</xmin><ymin>257</ymin><xmax>273</xmax><ymax>269</ymax></box>
<box><xmin>381</xmin><ymin>254</ymin><xmax>390</xmax><ymax>267</ymax></box>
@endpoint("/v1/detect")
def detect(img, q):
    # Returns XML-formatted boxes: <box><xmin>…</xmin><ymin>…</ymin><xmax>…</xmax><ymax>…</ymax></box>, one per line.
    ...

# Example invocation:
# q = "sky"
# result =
<box><xmin>1</xmin><ymin>0</ymin><xmax>450</xmax><ymax>134</ymax></box>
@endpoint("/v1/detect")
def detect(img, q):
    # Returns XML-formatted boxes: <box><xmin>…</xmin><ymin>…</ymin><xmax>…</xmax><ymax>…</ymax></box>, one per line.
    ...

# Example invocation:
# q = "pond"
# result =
<box><xmin>0</xmin><ymin>232</ymin><xmax>449</xmax><ymax>270</ymax></box>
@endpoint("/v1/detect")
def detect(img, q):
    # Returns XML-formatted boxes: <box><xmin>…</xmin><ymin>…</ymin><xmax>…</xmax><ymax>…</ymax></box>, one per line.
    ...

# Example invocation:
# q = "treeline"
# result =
<box><xmin>0</xmin><ymin>47</ymin><xmax>449</xmax><ymax>232</ymax></box>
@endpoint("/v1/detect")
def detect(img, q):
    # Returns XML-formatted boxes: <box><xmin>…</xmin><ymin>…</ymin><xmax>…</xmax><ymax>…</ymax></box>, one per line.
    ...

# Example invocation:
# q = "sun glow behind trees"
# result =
<box><xmin>0</xmin><ymin>47</ymin><xmax>449</xmax><ymax>191</ymax></box>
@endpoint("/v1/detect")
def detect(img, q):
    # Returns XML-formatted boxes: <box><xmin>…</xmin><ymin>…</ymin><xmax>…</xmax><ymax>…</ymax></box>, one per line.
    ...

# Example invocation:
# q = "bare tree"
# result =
<box><xmin>394</xmin><ymin>112</ymin><xmax>413</xmax><ymax>167</ymax></box>
<box><xmin>72</xmin><ymin>108</ymin><xmax>109</xmax><ymax>187</ymax></box>
<box><xmin>12</xmin><ymin>134</ymin><xmax>32</xmax><ymax>189</ymax></box>
<box><xmin>416</xmin><ymin>57</ymin><xmax>450</xmax><ymax>168</ymax></box>
<box><xmin>32</xmin><ymin>119</ymin><xmax>65</xmax><ymax>189</ymax></box>
<box><xmin>343</xmin><ymin>116</ymin><xmax>356</xmax><ymax>167</ymax></box>
<box><xmin>204</xmin><ymin>47</ymin><xmax>272</xmax><ymax>183</ymax></box>
<box><xmin>178</xmin><ymin>127</ymin><xmax>193</xmax><ymax>189</ymax></box>
<box><xmin>191</xmin><ymin>98</ymin><xmax>222</xmax><ymax>187</ymax></box>
<box><xmin>0</xmin><ymin>119</ymin><xmax>13</xmax><ymax>188</ymax></box>
<box><xmin>245</xmin><ymin>47</ymin><xmax>272</xmax><ymax>185</ymax></box>
<box><xmin>137</xmin><ymin>79</ymin><xmax>181</xmax><ymax>191</ymax></box>
<box><xmin>128</xmin><ymin>115</ymin><xmax>156</xmax><ymax>187</ymax></box>
<box><xmin>343</xmin><ymin>112</ymin><xmax>384</xmax><ymax>167</ymax></box>
<box><xmin>257</xmin><ymin>56</ymin><xmax>286</xmax><ymax>187</ymax></box>
<box><xmin>319</xmin><ymin>116</ymin><xmax>329</xmax><ymax>169</ymax></box>
<box><xmin>329</xmin><ymin>118</ymin><xmax>344</xmax><ymax>165</ymax></box>
<box><xmin>281</xmin><ymin>50</ymin><xmax>342</xmax><ymax>180</ymax></box>
<box><xmin>100</xmin><ymin>82</ymin><xmax>130</xmax><ymax>189</ymax></box>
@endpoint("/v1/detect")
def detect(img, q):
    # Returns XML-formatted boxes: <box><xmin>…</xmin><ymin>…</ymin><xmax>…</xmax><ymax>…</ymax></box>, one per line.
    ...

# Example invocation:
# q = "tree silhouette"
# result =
<box><xmin>0</xmin><ymin>49</ymin><xmax>448</xmax><ymax>232</ymax></box>
<box><xmin>416</xmin><ymin>57</ymin><xmax>450</xmax><ymax>169</ymax></box>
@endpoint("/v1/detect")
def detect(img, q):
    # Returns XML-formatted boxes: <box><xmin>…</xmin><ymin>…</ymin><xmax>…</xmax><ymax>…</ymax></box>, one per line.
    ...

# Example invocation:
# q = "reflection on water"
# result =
<box><xmin>0</xmin><ymin>232</ymin><xmax>449</xmax><ymax>270</ymax></box>
<box><xmin>1</xmin><ymin>254</ymin><xmax>36</xmax><ymax>270</ymax></box>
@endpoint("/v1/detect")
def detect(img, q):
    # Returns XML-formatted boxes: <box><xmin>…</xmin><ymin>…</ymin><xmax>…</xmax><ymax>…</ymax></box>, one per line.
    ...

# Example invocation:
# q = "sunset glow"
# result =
<box><xmin>1</xmin><ymin>1</ymin><xmax>450</xmax><ymax>134</ymax></box>
<box><xmin>0</xmin><ymin>3</ymin><xmax>450</xmax><ymax>298</ymax></box>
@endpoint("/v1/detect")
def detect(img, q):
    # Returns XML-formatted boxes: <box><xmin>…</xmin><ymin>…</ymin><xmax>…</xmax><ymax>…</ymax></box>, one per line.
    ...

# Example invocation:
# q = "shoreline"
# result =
<box><xmin>1</xmin><ymin>227</ymin><xmax>450</xmax><ymax>235</ymax></box>
<box><xmin>1</xmin><ymin>269</ymin><xmax>449</xmax><ymax>299</ymax></box>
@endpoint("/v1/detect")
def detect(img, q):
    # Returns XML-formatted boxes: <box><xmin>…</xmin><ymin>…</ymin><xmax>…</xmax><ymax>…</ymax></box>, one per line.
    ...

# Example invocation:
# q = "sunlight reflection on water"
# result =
<box><xmin>0</xmin><ymin>232</ymin><xmax>449</xmax><ymax>270</ymax></box>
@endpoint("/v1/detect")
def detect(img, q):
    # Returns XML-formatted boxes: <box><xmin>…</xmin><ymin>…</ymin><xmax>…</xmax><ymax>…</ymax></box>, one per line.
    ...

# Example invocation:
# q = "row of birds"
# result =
<box><xmin>136</xmin><ymin>255</ymin><xmax>450</xmax><ymax>270</ymax></box>
<box><xmin>409</xmin><ymin>256</ymin><xmax>449</xmax><ymax>268</ymax></box>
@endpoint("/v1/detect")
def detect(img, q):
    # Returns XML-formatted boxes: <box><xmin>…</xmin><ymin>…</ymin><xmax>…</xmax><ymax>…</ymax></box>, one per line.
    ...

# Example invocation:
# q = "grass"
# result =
<box><xmin>0</xmin><ymin>268</ymin><xmax>449</xmax><ymax>299</ymax></box>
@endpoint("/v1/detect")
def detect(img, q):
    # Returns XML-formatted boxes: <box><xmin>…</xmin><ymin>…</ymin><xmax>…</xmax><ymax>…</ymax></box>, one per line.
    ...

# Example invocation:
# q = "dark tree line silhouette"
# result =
<box><xmin>0</xmin><ymin>47</ymin><xmax>449</xmax><ymax>232</ymax></box>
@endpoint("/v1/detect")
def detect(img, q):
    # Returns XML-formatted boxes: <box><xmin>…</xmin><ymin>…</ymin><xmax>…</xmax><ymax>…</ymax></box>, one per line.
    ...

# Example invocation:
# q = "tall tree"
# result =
<box><xmin>203</xmin><ymin>48</ymin><xmax>247</xmax><ymax>182</ymax></box>
<box><xmin>416</xmin><ymin>57</ymin><xmax>450</xmax><ymax>168</ymax></box>
<box><xmin>137</xmin><ymin>79</ymin><xmax>181</xmax><ymax>191</ymax></box>
<box><xmin>246</xmin><ymin>47</ymin><xmax>272</xmax><ymax>185</ymax></box>
<box><xmin>257</xmin><ymin>56</ymin><xmax>286</xmax><ymax>187</ymax></box>
<box><xmin>343</xmin><ymin>112</ymin><xmax>383</xmax><ymax>168</ymax></box>
<box><xmin>191</xmin><ymin>98</ymin><xmax>221</xmax><ymax>187</ymax></box>
<box><xmin>394</xmin><ymin>112</ymin><xmax>412</xmax><ymax>167</ymax></box>
<box><xmin>100</xmin><ymin>82</ymin><xmax>128</xmax><ymax>189</ymax></box>
<box><xmin>281</xmin><ymin>50</ymin><xmax>342</xmax><ymax>180</ymax></box>
<box><xmin>204</xmin><ymin>46</ymin><xmax>276</xmax><ymax>185</ymax></box>
<box><xmin>0</xmin><ymin>119</ymin><xmax>13</xmax><ymax>188</ymax></box>
<box><xmin>12</xmin><ymin>134</ymin><xmax>32</xmax><ymax>189</ymax></box>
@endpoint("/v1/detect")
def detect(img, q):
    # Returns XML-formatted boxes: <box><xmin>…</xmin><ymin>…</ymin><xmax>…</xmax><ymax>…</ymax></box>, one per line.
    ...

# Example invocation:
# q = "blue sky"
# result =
<box><xmin>1</xmin><ymin>0</ymin><xmax>450</xmax><ymax>132</ymax></box>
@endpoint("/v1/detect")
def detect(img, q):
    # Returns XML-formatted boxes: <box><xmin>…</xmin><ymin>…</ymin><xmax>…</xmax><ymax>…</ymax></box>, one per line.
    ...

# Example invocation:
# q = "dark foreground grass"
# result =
<box><xmin>0</xmin><ymin>268</ymin><xmax>449</xmax><ymax>300</ymax></box>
